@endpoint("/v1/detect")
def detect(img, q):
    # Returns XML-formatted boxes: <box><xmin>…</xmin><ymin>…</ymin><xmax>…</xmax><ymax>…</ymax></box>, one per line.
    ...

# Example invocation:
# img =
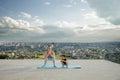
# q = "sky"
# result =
<box><xmin>0</xmin><ymin>0</ymin><xmax>120</xmax><ymax>42</ymax></box>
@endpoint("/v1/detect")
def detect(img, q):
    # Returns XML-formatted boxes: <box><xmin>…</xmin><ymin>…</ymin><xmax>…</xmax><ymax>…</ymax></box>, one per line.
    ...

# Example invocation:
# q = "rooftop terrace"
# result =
<box><xmin>0</xmin><ymin>59</ymin><xmax>120</xmax><ymax>80</ymax></box>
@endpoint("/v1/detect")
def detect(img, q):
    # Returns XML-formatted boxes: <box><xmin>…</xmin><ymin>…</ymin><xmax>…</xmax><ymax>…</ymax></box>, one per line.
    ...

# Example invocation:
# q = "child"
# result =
<box><xmin>61</xmin><ymin>54</ymin><xmax>68</xmax><ymax>68</ymax></box>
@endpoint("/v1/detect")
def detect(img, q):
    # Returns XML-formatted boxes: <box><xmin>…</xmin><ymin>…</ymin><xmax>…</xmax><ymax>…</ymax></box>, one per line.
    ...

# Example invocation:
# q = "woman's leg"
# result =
<box><xmin>43</xmin><ymin>58</ymin><xmax>48</xmax><ymax>66</ymax></box>
<box><xmin>52</xmin><ymin>58</ymin><xmax>56</xmax><ymax>67</ymax></box>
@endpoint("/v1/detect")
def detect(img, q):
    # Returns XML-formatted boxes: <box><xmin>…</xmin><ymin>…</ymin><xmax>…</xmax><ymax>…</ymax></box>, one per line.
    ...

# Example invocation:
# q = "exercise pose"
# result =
<box><xmin>61</xmin><ymin>54</ymin><xmax>68</xmax><ymax>68</ymax></box>
<box><xmin>42</xmin><ymin>44</ymin><xmax>56</xmax><ymax>67</ymax></box>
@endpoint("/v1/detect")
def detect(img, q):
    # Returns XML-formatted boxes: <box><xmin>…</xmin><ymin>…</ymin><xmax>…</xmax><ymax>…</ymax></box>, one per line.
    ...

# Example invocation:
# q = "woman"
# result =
<box><xmin>42</xmin><ymin>44</ymin><xmax>56</xmax><ymax>67</ymax></box>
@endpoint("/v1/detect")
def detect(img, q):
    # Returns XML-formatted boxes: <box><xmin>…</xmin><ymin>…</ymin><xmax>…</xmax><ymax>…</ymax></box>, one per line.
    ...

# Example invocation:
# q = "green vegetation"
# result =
<box><xmin>105</xmin><ymin>52</ymin><xmax>120</xmax><ymax>64</ymax></box>
<box><xmin>0</xmin><ymin>52</ymin><xmax>120</xmax><ymax>64</ymax></box>
<box><xmin>0</xmin><ymin>54</ymin><xmax>8</xmax><ymax>59</ymax></box>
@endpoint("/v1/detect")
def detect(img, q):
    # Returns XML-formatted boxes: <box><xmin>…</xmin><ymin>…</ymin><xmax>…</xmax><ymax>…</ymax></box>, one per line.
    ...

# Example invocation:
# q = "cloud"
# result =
<box><xmin>84</xmin><ymin>24</ymin><xmax>120</xmax><ymax>31</ymax></box>
<box><xmin>0</xmin><ymin>15</ymin><xmax>77</xmax><ymax>42</ymax></box>
<box><xmin>44</xmin><ymin>2</ymin><xmax>51</xmax><ymax>5</ymax></box>
<box><xmin>73</xmin><ymin>24</ymin><xmax>120</xmax><ymax>42</ymax></box>
<box><xmin>86</xmin><ymin>0</ymin><xmax>120</xmax><ymax>25</ymax></box>
<box><xmin>55</xmin><ymin>21</ymin><xmax>79</xmax><ymax>28</ymax></box>
<box><xmin>82</xmin><ymin>11</ymin><xmax>109</xmax><ymax>25</ymax></box>
<box><xmin>19</xmin><ymin>12</ymin><xmax>32</xmax><ymax>19</ymax></box>
<box><xmin>0</xmin><ymin>16</ymin><xmax>45</xmax><ymax>35</ymax></box>
<box><xmin>28</xmin><ymin>25</ymin><xmax>76</xmax><ymax>42</ymax></box>
<box><xmin>63</xmin><ymin>4</ymin><xmax>73</xmax><ymax>8</ymax></box>
<box><xmin>19</xmin><ymin>12</ymin><xmax>46</xmax><ymax>26</ymax></box>
<box><xmin>0</xmin><ymin>11</ymin><xmax>120</xmax><ymax>42</ymax></box>
<box><xmin>81</xmin><ymin>0</ymin><xmax>87</xmax><ymax>3</ymax></box>
<box><xmin>83</xmin><ymin>11</ymin><xmax>98</xmax><ymax>19</ymax></box>
<box><xmin>32</xmin><ymin>18</ymin><xmax>45</xmax><ymax>26</ymax></box>
<box><xmin>63</xmin><ymin>0</ymin><xmax>81</xmax><ymax>8</ymax></box>
<box><xmin>42</xmin><ymin>25</ymin><xmax>75</xmax><ymax>37</ymax></box>
<box><xmin>81</xmin><ymin>9</ymin><xmax>85</xmax><ymax>11</ymax></box>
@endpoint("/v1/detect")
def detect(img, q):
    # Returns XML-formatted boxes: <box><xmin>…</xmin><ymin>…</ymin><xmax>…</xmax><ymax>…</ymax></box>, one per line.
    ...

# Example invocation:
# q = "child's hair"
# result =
<box><xmin>62</xmin><ymin>54</ymin><xmax>66</xmax><ymax>57</ymax></box>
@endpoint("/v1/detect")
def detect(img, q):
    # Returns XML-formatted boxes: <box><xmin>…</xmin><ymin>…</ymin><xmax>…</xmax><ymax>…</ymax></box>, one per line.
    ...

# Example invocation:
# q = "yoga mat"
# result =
<box><xmin>37</xmin><ymin>65</ymin><xmax>81</xmax><ymax>69</ymax></box>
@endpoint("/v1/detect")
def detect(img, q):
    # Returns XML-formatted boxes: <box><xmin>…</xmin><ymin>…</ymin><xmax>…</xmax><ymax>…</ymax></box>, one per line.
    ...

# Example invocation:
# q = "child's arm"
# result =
<box><xmin>61</xmin><ymin>58</ymin><xmax>67</xmax><ymax>62</ymax></box>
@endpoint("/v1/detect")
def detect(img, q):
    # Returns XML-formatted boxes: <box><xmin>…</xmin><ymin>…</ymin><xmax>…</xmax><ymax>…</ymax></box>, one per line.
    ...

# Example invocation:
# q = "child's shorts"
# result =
<box><xmin>63</xmin><ymin>62</ymin><xmax>67</xmax><ymax>65</ymax></box>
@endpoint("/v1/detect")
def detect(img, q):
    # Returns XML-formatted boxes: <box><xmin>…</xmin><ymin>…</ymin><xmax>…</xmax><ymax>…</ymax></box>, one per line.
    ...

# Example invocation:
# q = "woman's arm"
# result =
<box><xmin>44</xmin><ymin>51</ymin><xmax>49</xmax><ymax>58</ymax></box>
<box><xmin>50</xmin><ymin>51</ymin><xmax>55</xmax><ymax>58</ymax></box>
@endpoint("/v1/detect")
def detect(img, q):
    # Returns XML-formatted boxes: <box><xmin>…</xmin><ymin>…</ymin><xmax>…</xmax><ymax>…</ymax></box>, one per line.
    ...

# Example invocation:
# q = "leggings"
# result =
<box><xmin>43</xmin><ymin>58</ymin><xmax>56</xmax><ymax>66</ymax></box>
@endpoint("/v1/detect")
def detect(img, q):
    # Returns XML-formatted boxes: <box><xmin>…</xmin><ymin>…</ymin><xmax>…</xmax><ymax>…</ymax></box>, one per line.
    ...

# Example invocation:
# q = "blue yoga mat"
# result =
<box><xmin>37</xmin><ymin>65</ymin><xmax>81</xmax><ymax>69</ymax></box>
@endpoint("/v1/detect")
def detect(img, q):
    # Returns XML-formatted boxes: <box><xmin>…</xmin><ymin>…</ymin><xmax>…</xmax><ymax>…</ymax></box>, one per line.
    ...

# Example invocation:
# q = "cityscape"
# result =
<box><xmin>0</xmin><ymin>41</ymin><xmax>120</xmax><ymax>64</ymax></box>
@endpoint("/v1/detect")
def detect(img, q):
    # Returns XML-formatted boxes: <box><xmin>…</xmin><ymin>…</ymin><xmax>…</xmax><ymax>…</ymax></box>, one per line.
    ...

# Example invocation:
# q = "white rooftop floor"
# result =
<box><xmin>0</xmin><ymin>59</ymin><xmax>120</xmax><ymax>80</ymax></box>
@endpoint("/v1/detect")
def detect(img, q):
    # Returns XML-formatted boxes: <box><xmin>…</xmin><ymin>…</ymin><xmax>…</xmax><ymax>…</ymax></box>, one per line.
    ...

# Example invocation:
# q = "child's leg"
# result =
<box><xmin>62</xmin><ymin>62</ymin><xmax>64</xmax><ymax>67</ymax></box>
<box><xmin>62</xmin><ymin>62</ymin><xmax>67</xmax><ymax>68</ymax></box>
<box><xmin>66</xmin><ymin>62</ymin><xmax>68</xmax><ymax>68</ymax></box>
<box><xmin>66</xmin><ymin>63</ymin><xmax>68</xmax><ymax>68</ymax></box>
<box><xmin>64</xmin><ymin>62</ymin><xmax>68</xmax><ymax>68</ymax></box>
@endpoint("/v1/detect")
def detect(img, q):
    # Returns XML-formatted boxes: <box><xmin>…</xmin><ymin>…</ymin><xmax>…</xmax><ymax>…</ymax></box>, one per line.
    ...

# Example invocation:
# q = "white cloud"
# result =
<box><xmin>81</xmin><ymin>9</ymin><xmax>85</xmax><ymax>11</ymax></box>
<box><xmin>44</xmin><ymin>2</ymin><xmax>51</xmax><ymax>5</ymax></box>
<box><xmin>0</xmin><ymin>12</ymin><xmax>47</xmax><ymax>41</ymax></box>
<box><xmin>83</xmin><ymin>11</ymin><xmax>98</xmax><ymax>19</ymax></box>
<box><xmin>63</xmin><ymin>0</ymin><xmax>81</xmax><ymax>8</ymax></box>
<box><xmin>86</xmin><ymin>0</ymin><xmax>120</xmax><ymax>25</ymax></box>
<box><xmin>81</xmin><ymin>0</ymin><xmax>87</xmax><ymax>3</ymax></box>
<box><xmin>63</xmin><ymin>4</ymin><xmax>73</xmax><ymax>8</ymax></box>
<box><xmin>69</xmin><ymin>0</ymin><xmax>81</xmax><ymax>5</ymax></box>
<box><xmin>0</xmin><ymin>16</ymin><xmax>45</xmax><ymax>34</ymax></box>
<box><xmin>84</xmin><ymin>24</ymin><xmax>120</xmax><ymax>31</ymax></box>
<box><xmin>19</xmin><ymin>12</ymin><xmax>46</xmax><ymax>27</ymax></box>
<box><xmin>55</xmin><ymin>20</ymin><xmax>120</xmax><ymax>42</ymax></box>
<box><xmin>0</xmin><ymin>16</ymin><xmax>120</xmax><ymax>42</ymax></box>
<box><xmin>20</xmin><ymin>12</ymin><xmax>32</xmax><ymax>19</ymax></box>
<box><xmin>82</xmin><ymin>11</ymin><xmax>109</xmax><ymax>25</ymax></box>
<box><xmin>54</xmin><ymin>20</ymin><xmax>120</xmax><ymax>42</ymax></box>
<box><xmin>55</xmin><ymin>21</ymin><xmax>79</xmax><ymax>28</ymax></box>
<box><xmin>73</xmin><ymin>24</ymin><xmax>120</xmax><ymax>42</ymax></box>
<box><xmin>32</xmin><ymin>18</ymin><xmax>45</xmax><ymax>26</ymax></box>
<box><xmin>0</xmin><ymin>11</ymin><xmax>120</xmax><ymax>42</ymax></box>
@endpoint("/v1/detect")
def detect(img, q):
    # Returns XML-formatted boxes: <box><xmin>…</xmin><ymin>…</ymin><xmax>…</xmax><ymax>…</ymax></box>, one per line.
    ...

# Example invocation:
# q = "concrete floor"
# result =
<box><xmin>0</xmin><ymin>59</ymin><xmax>120</xmax><ymax>80</ymax></box>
